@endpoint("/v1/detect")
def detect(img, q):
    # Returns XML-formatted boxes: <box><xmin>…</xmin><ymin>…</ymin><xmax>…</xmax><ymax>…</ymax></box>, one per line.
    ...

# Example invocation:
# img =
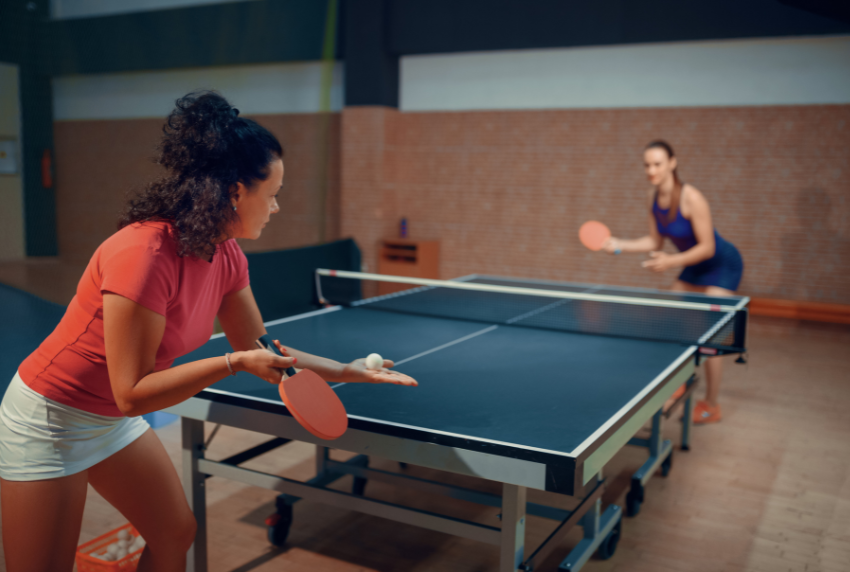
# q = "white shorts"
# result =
<box><xmin>0</xmin><ymin>372</ymin><xmax>150</xmax><ymax>481</ymax></box>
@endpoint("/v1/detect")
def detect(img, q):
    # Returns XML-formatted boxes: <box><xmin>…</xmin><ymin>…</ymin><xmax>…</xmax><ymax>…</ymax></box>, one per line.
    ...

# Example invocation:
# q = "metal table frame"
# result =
<box><xmin>168</xmin><ymin>344</ymin><xmax>698</xmax><ymax>572</ymax></box>
<box><xmin>167</xmin><ymin>276</ymin><xmax>748</xmax><ymax>571</ymax></box>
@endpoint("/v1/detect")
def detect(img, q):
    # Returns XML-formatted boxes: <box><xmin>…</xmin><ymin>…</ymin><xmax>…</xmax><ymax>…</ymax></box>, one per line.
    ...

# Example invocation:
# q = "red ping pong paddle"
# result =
<box><xmin>578</xmin><ymin>220</ymin><xmax>611</xmax><ymax>251</ymax></box>
<box><xmin>256</xmin><ymin>335</ymin><xmax>348</xmax><ymax>440</ymax></box>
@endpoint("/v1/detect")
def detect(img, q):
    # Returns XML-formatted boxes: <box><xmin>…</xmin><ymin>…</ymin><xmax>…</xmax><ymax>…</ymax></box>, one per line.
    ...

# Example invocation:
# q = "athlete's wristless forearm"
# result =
<box><xmin>282</xmin><ymin>347</ymin><xmax>346</xmax><ymax>381</ymax></box>
<box><xmin>618</xmin><ymin>236</ymin><xmax>657</xmax><ymax>253</ymax></box>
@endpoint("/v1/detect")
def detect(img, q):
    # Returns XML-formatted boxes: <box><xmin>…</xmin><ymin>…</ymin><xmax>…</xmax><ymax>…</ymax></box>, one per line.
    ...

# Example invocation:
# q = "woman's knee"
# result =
<box><xmin>705</xmin><ymin>286</ymin><xmax>735</xmax><ymax>297</ymax></box>
<box><xmin>669</xmin><ymin>280</ymin><xmax>696</xmax><ymax>292</ymax></box>
<box><xmin>145</xmin><ymin>509</ymin><xmax>196</xmax><ymax>552</ymax></box>
<box><xmin>171</xmin><ymin>510</ymin><xmax>197</xmax><ymax>551</ymax></box>
<box><xmin>178</xmin><ymin>512</ymin><xmax>198</xmax><ymax>550</ymax></box>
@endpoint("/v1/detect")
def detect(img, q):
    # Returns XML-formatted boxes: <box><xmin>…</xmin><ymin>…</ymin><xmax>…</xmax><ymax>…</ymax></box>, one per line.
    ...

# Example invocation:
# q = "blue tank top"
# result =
<box><xmin>652</xmin><ymin>192</ymin><xmax>727</xmax><ymax>254</ymax></box>
<box><xmin>652</xmin><ymin>190</ymin><xmax>744</xmax><ymax>290</ymax></box>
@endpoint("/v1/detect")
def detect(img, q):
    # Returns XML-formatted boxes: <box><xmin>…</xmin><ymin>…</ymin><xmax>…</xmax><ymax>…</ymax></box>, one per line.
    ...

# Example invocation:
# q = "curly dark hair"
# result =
<box><xmin>119</xmin><ymin>91</ymin><xmax>283</xmax><ymax>258</ymax></box>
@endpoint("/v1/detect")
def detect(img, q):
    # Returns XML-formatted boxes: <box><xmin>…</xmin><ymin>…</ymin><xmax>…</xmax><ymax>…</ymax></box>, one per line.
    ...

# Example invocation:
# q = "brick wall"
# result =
<box><xmin>341</xmin><ymin>105</ymin><xmax>850</xmax><ymax>304</ymax></box>
<box><xmin>53</xmin><ymin>113</ymin><xmax>340</xmax><ymax>265</ymax></box>
<box><xmin>52</xmin><ymin>105</ymin><xmax>849</xmax><ymax>304</ymax></box>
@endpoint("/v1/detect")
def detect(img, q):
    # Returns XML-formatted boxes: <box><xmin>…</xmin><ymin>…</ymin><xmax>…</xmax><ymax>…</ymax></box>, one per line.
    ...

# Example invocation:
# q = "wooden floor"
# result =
<box><xmin>1</xmin><ymin>317</ymin><xmax>849</xmax><ymax>572</ymax></box>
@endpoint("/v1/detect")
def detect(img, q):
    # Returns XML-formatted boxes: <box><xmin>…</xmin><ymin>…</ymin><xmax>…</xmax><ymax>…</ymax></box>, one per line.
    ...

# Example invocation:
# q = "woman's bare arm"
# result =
<box><xmin>217</xmin><ymin>286</ymin><xmax>417</xmax><ymax>386</ymax></box>
<box><xmin>604</xmin><ymin>191</ymin><xmax>664</xmax><ymax>254</ymax></box>
<box><xmin>217</xmin><ymin>285</ymin><xmax>347</xmax><ymax>380</ymax></box>
<box><xmin>104</xmin><ymin>293</ymin><xmax>294</xmax><ymax>417</ymax></box>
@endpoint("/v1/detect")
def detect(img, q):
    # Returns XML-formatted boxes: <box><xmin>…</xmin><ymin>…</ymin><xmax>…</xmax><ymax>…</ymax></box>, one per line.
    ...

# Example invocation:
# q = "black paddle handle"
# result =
<box><xmin>256</xmin><ymin>334</ymin><xmax>297</xmax><ymax>377</ymax></box>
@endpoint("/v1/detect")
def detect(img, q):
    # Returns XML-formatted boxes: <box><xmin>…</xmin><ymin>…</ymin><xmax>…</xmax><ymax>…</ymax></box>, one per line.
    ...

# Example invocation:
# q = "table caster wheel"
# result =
<box><xmin>353</xmin><ymin>476</ymin><xmax>367</xmax><ymax>496</ymax></box>
<box><xmin>266</xmin><ymin>503</ymin><xmax>293</xmax><ymax>547</ymax></box>
<box><xmin>598</xmin><ymin>518</ymin><xmax>621</xmax><ymax>560</ymax></box>
<box><xmin>626</xmin><ymin>480</ymin><xmax>644</xmax><ymax>517</ymax></box>
<box><xmin>661</xmin><ymin>452</ymin><xmax>673</xmax><ymax>477</ymax></box>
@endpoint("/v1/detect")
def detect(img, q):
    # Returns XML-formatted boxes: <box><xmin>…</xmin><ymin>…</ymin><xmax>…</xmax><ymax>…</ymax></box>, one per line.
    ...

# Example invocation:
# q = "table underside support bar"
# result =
<box><xmin>185</xmin><ymin>438</ymin><xmax>621</xmax><ymax>572</ymax></box>
<box><xmin>197</xmin><ymin>457</ymin><xmax>503</xmax><ymax>545</ymax></box>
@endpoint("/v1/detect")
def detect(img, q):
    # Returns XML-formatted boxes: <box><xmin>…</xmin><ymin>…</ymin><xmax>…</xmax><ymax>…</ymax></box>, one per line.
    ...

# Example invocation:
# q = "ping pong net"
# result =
<box><xmin>315</xmin><ymin>270</ymin><xmax>748</xmax><ymax>354</ymax></box>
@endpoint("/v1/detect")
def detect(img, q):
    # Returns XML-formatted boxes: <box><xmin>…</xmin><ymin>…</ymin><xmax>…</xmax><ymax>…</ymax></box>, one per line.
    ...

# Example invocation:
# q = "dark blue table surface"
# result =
<box><xmin>182</xmin><ymin>305</ymin><xmax>694</xmax><ymax>456</ymax></box>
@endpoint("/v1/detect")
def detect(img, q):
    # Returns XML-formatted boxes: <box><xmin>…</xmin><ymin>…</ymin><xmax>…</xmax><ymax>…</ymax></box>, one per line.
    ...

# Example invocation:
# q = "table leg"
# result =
<box><xmin>682</xmin><ymin>390</ymin><xmax>694</xmax><ymax>451</ymax></box>
<box><xmin>557</xmin><ymin>499</ymin><xmax>621</xmax><ymax>571</ymax></box>
<box><xmin>182</xmin><ymin>418</ymin><xmax>207</xmax><ymax>572</ymax></box>
<box><xmin>499</xmin><ymin>483</ymin><xmax>527</xmax><ymax>572</ymax></box>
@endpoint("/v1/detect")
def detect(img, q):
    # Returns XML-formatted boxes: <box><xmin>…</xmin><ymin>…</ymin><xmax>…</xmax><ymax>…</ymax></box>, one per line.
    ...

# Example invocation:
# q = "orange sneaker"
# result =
<box><xmin>670</xmin><ymin>385</ymin><xmax>687</xmax><ymax>402</ymax></box>
<box><xmin>693</xmin><ymin>400</ymin><xmax>722</xmax><ymax>424</ymax></box>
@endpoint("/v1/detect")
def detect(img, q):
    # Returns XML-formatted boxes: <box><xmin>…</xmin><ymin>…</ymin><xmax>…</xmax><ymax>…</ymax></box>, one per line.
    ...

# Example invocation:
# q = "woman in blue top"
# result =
<box><xmin>603</xmin><ymin>140</ymin><xmax>743</xmax><ymax>424</ymax></box>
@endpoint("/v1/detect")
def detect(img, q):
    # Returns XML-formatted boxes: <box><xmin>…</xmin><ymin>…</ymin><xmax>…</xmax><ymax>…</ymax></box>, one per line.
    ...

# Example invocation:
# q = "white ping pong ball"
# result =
<box><xmin>365</xmin><ymin>353</ymin><xmax>383</xmax><ymax>370</ymax></box>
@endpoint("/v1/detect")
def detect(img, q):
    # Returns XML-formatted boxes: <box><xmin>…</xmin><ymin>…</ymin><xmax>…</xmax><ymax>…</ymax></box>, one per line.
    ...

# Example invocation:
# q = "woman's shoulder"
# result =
<box><xmin>218</xmin><ymin>238</ymin><xmax>245</xmax><ymax>257</ymax></box>
<box><xmin>680</xmin><ymin>184</ymin><xmax>709</xmax><ymax>217</ymax></box>
<box><xmin>101</xmin><ymin>220</ymin><xmax>177</xmax><ymax>257</ymax></box>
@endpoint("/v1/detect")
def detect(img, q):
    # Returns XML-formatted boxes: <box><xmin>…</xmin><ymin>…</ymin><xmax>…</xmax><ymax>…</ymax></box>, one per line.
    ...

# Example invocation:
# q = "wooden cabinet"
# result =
<box><xmin>377</xmin><ymin>239</ymin><xmax>440</xmax><ymax>295</ymax></box>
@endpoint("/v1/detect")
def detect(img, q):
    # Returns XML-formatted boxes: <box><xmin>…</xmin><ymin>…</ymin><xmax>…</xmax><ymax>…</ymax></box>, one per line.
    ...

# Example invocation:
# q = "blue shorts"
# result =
<box><xmin>678</xmin><ymin>240</ymin><xmax>744</xmax><ymax>291</ymax></box>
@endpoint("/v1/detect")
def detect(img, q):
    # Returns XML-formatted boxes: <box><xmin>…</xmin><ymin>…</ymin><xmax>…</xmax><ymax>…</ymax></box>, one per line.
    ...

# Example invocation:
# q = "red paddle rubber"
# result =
<box><xmin>278</xmin><ymin>370</ymin><xmax>348</xmax><ymax>440</ymax></box>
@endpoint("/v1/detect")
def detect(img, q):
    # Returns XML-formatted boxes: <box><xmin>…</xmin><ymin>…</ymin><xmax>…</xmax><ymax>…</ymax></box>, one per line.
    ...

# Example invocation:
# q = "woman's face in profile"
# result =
<box><xmin>230</xmin><ymin>158</ymin><xmax>284</xmax><ymax>240</ymax></box>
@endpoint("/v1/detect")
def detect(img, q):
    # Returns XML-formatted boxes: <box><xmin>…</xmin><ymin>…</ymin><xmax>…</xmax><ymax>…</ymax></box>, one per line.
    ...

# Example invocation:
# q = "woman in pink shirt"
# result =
<box><xmin>0</xmin><ymin>91</ymin><xmax>416</xmax><ymax>572</ymax></box>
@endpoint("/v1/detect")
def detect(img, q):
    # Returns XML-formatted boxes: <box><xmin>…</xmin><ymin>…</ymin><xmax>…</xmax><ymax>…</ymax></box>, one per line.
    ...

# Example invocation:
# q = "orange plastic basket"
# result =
<box><xmin>75</xmin><ymin>523</ymin><xmax>143</xmax><ymax>572</ymax></box>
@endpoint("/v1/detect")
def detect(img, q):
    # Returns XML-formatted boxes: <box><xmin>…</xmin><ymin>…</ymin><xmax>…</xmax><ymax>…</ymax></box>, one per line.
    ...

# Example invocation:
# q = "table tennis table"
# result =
<box><xmin>166</xmin><ymin>271</ymin><xmax>748</xmax><ymax>572</ymax></box>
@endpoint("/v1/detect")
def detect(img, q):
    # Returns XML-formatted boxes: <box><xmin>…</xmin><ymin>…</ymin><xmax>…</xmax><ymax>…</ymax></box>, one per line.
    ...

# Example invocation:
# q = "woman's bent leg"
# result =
<box><xmin>670</xmin><ymin>281</ymin><xmax>736</xmax><ymax>422</ymax></box>
<box><xmin>701</xmin><ymin>285</ymin><xmax>736</xmax><ymax>409</ymax></box>
<box><xmin>1</xmin><ymin>472</ymin><xmax>89</xmax><ymax>572</ymax></box>
<box><xmin>87</xmin><ymin>428</ymin><xmax>196</xmax><ymax>572</ymax></box>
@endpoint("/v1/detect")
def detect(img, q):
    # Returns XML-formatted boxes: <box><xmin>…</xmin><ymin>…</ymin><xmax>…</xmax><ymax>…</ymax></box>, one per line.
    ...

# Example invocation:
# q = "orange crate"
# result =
<box><xmin>76</xmin><ymin>523</ymin><xmax>144</xmax><ymax>572</ymax></box>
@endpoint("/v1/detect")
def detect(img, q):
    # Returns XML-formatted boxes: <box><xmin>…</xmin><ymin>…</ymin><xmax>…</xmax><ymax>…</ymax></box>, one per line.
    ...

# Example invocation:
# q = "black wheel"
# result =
<box><xmin>353</xmin><ymin>476</ymin><xmax>367</xmax><ymax>496</ymax></box>
<box><xmin>597</xmin><ymin>518</ymin><xmax>622</xmax><ymax>560</ymax></box>
<box><xmin>661</xmin><ymin>452</ymin><xmax>673</xmax><ymax>477</ymax></box>
<box><xmin>399</xmin><ymin>462</ymin><xmax>408</xmax><ymax>469</ymax></box>
<box><xmin>626</xmin><ymin>480</ymin><xmax>644</xmax><ymax>517</ymax></box>
<box><xmin>625</xmin><ymin>490</ymin><xmax>641</xmax><ymax>517</ymax></box>
<box><xmin>266</xmin><ymin>503</ymin><xmax>293</xmax><ymax>547</ymax></box>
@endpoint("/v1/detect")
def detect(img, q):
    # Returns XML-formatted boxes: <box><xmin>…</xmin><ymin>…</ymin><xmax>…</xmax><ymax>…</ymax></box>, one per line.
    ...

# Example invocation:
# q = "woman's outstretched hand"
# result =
<box><xmin>338</xmin><ymin>358</ymin><xmax>419</xmax><ymax>387</ymax></box>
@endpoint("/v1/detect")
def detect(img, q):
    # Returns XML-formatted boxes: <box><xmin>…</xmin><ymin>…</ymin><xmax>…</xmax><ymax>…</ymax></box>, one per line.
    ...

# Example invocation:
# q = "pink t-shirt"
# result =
<box><xmin>19</xmin><ymin>221</ymin><xmax>249</xmax><ymax>416</ymax></box>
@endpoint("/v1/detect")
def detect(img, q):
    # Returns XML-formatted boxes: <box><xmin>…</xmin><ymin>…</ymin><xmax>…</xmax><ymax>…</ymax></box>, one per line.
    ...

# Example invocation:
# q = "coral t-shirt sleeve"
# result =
<box><xmin>224</xmin><ymin>240</ymin><xmax>250</xmax><ymax>296</ymax></box>
<box><xmin>99</xmin><ymin>243</ymin><xmax>176</xmax><ymax>317</ymax></box>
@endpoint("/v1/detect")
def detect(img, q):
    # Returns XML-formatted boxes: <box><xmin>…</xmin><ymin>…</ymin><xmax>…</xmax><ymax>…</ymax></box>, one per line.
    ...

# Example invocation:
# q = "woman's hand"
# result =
<box><xmin>641</xmin><ymin>251</ymin><xmax>677</xmax><ymax>272</ymax></box>
<box><xmin>230</xmin><ymin>347</ymin><xmax>297</xmax><ymax>384</ymax></box>
<box><xmin>602</xmin><ymin>237</ymin><xmax>621</xmax><ymax>254</ymax></box>
<box><xmin>337</xmin><ymin>358</ymin><xmax>419</xmax><ymax>387</ymax></box>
